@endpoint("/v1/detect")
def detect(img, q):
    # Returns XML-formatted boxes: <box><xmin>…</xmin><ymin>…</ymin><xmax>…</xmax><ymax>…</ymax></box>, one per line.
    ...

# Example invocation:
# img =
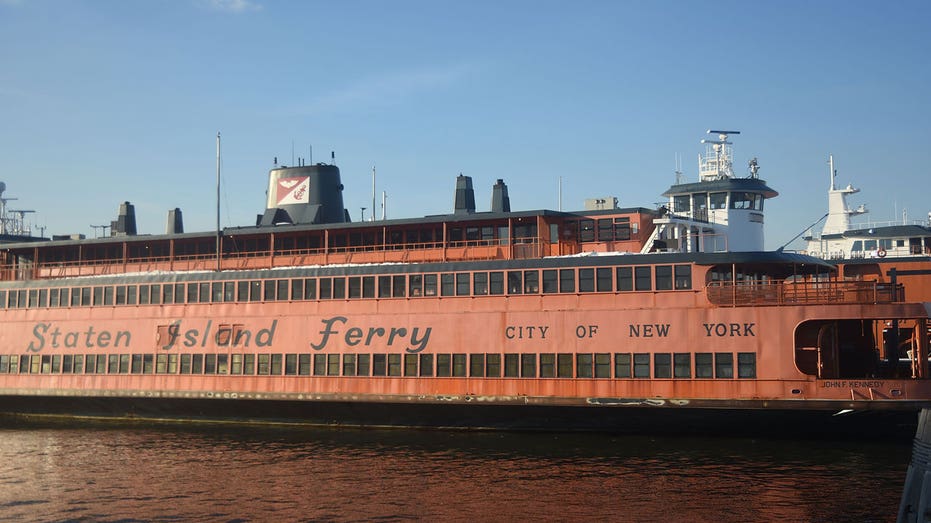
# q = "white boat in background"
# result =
<box><xmin>803</xmin><ymin>156</ymin><xmax>931</xmax><ymax>260</ymax></box>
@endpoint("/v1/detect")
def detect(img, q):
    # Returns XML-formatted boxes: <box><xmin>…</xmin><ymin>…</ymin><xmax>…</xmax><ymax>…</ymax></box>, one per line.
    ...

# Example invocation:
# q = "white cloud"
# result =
<box><xmin>200</xmin><ymin>0</ymin><xmax>262</xmax><ymax>13</ymax></box>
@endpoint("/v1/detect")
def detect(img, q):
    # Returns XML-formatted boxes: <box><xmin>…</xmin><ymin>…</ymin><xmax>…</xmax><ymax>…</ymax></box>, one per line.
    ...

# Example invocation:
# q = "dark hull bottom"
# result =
<box><xmin>0</xmin><ymin>394</ymin><xmax>920</xmax><ymax>439</ymax></box>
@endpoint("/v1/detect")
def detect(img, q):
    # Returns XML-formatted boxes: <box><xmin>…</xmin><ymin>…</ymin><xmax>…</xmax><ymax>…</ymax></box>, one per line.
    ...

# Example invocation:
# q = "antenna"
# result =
<box><xmin>674</xmin><ymin>153</ymin><xmax>683</xmax><ymax>184</ymax></box>
<box><xmin>382</xmin><ymin>190</ymin><xmax>387</xmax><ymax>220</ymax></box>
<box><xmin>372</xmin><ymin>165</ymin><xmax>376</xmax><ymax>222</ymax></box>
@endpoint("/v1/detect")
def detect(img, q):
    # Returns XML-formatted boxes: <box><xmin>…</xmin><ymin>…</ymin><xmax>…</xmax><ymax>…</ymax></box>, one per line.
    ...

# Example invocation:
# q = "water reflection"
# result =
<box><xmin>0</xmin><ymin>420</ymin><xmax>908</xmax><ymax>522</ymax></box>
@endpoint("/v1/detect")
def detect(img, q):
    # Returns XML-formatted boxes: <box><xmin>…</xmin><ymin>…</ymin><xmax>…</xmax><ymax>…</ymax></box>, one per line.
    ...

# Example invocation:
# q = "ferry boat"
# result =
<box><xmin>1</xmin><ymin>131</ymin><xmax>929</xmax><ymax>436</ymax></box>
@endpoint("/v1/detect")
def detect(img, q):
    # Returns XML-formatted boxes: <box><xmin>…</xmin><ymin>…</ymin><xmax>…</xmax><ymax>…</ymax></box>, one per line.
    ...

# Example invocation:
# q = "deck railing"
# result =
<box><xmin>2</xmin><ymin>237</ymin><xmax>553</xmax><ymax>281</ymax></box>
<box><xmin>706</xmin><ymin>280</ymin><xmax>904</xmax><ymax>307</ymax></box>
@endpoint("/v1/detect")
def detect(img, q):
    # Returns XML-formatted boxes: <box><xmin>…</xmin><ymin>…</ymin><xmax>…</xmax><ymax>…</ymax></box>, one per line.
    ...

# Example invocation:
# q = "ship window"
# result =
<box><xmin>80</xmin><ymin>287</ymin><xmax>91</xmax><ymax>306</ymax></box>
<box><xmin>358</xmin><ymin>354</ymin><xmax>370</xmax><ymax>376</ymax></box>
<box><xmin>24</xmin><ymin>355</ymin><xmax>34</xmax><ymax>373</ymax></box>
<box><xmin>180</xmin><ymin>354</ymin><xmax>192</xmax><ymax>374</ymax></box>
<box><xmin>851</xmin><ymin>240</ymin><xmax>863</xmax><ymax>252</ymax></box>
<box><xmin>243</xmin><ymin>354</ymin><xmax>255</xmax><ymax>375</ymax></box>
<box><xmin>485</xmin><ymin>354</ymin><xmax>501</xmax><ymax>377</ymax></box>
<box><xmin>0</xmin><ymin>291</ymin><xmax>6</xmax><ymax>309</ymax></box>
<box><xmin>635</xmin><ymin>267</ymin><xmax>652</xmax><ymax>291</ymax></box>
<box><xmin>51</xmin><ymin>354</ymin><xmax>61</xmax><ymax>373</ymax></box>
<box><xmin>615</xmin><ymin>353</ymin><xmax>631</xmax><ymax>378</ymax></box>
<box><xmin>198</xmin><ymin>283</ymin><xmax>209</xmax><ymax>303</ymax></box>
<box><xmin>674</xmin><ymin>353</ymin><xmax>691</xmax><ymax>378</ymax></box>
<box><xmin>539</xmin><ymin>354</ymin><xmax>555</xmax><ymax>378</ymax></box>
<box><xmin>108</xmin><ymin>354</ymin><xmax>119</xmax><ymax>374</ymax></box>
<box><xmin>504</xmin><ymin>354</ymin><xmax>519</xmax><ymax>377</ymax></box>
<box><xmin>204</xmin><ymin>354</ymin><xmax>217</xmax><ymax>374</ymax></box>
<box><xmin>342</xmin><ymin>354</ymin><xmax>356</xmax><ymax>376</ymax></box>
<box><xmin>879</xmin><ymin>239</ymin><xmax>893</xmax><ymax>250</ymax></box>
<box><xmin>436</xmin><ymin>354</ymin><xmax>451</xmax><ymax>377</ymax></box>
<box><xmin>392</xmin><ymin>275</ymin><xmax>406</xmax><ymax>297</ymax></box>
<box><xmin>451</xmin><ymin>353</ymin><xmax>467</xmax><ymax>377</ymax></box>
<box><xmin>424</xmin><ymin>274</ymin><xmax>438</xmax><ymax>296</ymax></box>
<box><xmin>710</xmin><ymin>192</ymin><xmax>727</xmax><ymax>210</ymax></box>
<box><xmin>441</xmin><ymin>274</ymin><xmax>455</xmax><ymax>296</ymax></box>
<box><xmin>655</xmin><ymin>265</ymin><xmax>673</xmax><ymax>290</ymax></box>
<box><xmin>578</xmin><ymin>268</ymin><xmax>594</xmax><ymax>292</ymax></box>
<box><xmin>498</xmin><ymin>226</ymin><xmax>509</xmax><ymax>245</ymax></box>
<box><xmin>695</xmin><ymin>352</ymin><xmax>714</xmax><ymax>379</ymax></box>
<box><xmin>523</xmin><ymin>271</ymin><xmax>539</xmax><ymax>293</ymax></box>
<box><xmin>614</xmin><ymin>218</ymin><xmax>631</xmax><ymax>241</ymax></box>
<box><xmin>673</xmin><ymin>195</ymin><xmax>690</xmax><ymax>214</ymax></box>
<box><xmin>62</xmin><ymin>355</ymin><xmax>72</xmax><ymax>374</ymax></box>
<box><xmin>654</xmin><ymin>353</ymin><xmax>672</xmax><ymax>378</ymax></box>
<box><xmin>48</xmin><ymin>289</ymin><xmax>59</xmax><ymax>307</ymax></box>
<box><xmin>71</xmin><ymin>355</ymin><xmax>83</xmax><ymax>373</ymax></box>
<box><xmin>576</xmin><ymin>353</ymin><xmax>593</xmax><ymax>378</ymax></box>
<box><xmin>596</xmin><ymin>268</ymin><xmax>612</xmax><ymax>292</ymax></box>
<box><xmin>579</xmin><ymin>219</ymin><xmax>595</xmax><ymax>242</ymax></box>
<box><xmin>264</xmin><ymin>280</ymin><xmax>277</xmax><ymax>301</ymax></box>
<box><xmin>595</xmin><ymin>353</ymin><xmax>611</xmax><ymax>377</ymax></box>
<box><xmin>285</xmin><ymin>354</ymin><xmax>297</xmax><ymax>375</ymax></box>
<box><xmin>313</xmin><ymin>354</ymin><xmax>326</xmax><ymax>375</ymax></box>
<box><xmin>521</xmin><ymin>354</ymin><xmax>536</xmax><ymax>378</ymax></box>
<box><xmin>616</xmin><ymin>267</ymin><xmax>633</xmax><ymax>291</ymax></box>
<box><xmin>897</xmin><ymin>239</ymin><xmax>905</xmax><ymax>248</ymax></box>
<box><xmin>507</xmin><ymin>271</ymin><xmax>523</xmax><ymax>294</ymax></box>
<box><xmin>348</xmin><ymin>277</ymin><xmax>361</xmax><ymax>298</ymax></box>
<box><xmin>168</xmin><ymin>354</ymin><xmax>178</xmax><ymax>374</ymax></box>
<box><xmin>31</xmin><ymin>355</ymin><xmax>41</xmax><ymax>374</ymax></box>
<box><xmin>291</xmin><ymin>279</ymin><xmax>304</xmax><ymax>301</ymax></box>
<box><xmin>131</xmin><ymin>354</ymin><xmax>143</xmax><ymax>373</ymax></box>
<box><xmin>388</xmin><ymin>354</ymin><xmax>402</xmax><ymax>376</ymax></box>
<box><xmin>542</xmin><ymin>270</ymin><xmax>558</xmax><ymax>293</ymax></box>
<box><xmin>674</xmin><ymin>265</ymin><xmax>692</xmax><ymax>290</ymax></box>
<box><xmin>633</xmin><ymin>353</ymin><xmax>650</xmax><ymax>378</ymax></box>
<box><xmin>466</xmin><ymin>227</ymin><xmax>480</xmax><ymax>242</ymax></box>
<box><xmin>470</xmin><ymin>354</ymin><xmax>485</xmax><ymax>377</ymax></box>
<box><xmin>187</xmin><ymin>354</ymin><xmax>200</xmax><ymax>373</ymax></box>
<box><xmin>155</xmin><ymin>354</ymin><xmax>168</xmax><ymax>374</ymax></box>
<box><xmin>559</xmin><ymin>269</ymin><xmax>575</xmax><ymax>293</ymax></box>
<box><xmin>135</xmin><ymin>285</ymin><xmax>150</xmax><ymax>305</ymax></box>
<box><xmin>419</xmin><ymin>354</ymin><xmax>433</xmax><ymax>376</ymax></box>
<box><xmin>304</xmin><ymin>279</ymin><xmax>316</xmax><ymax>300</ymax></box>
<box><xmin>738</xmin><ymin>353</ymin><xmax>756</xmax><ymax>379</ymax></box>
<box><xmin>730</xmin><ymin>192</ymin><xmax>754</xmax><ymax>210</ymax></box>
<box><xmin>474</xmin><ymin>272</ymin><xmax>489</xmax><ymax>295</ymax></box>
<box><xmin>489</xmin><ymin>272</ymin><xmax>504</xmax><ymax>295</ymax></box>
<box><xmin>184</xmin><ymin>283</ymin><xmax>196</xmax><ymax>303</ymax></box>
<box><xmin>319</xmin><ymin>278</ymin><xmax>332</xmax><ymax>299</ymax></box>
<box><xmin>298</xmin><ymin>354</ymin><xmax>311</xmax><ymax>375</ymax></box>
<box><xmin>39</xmin><ymin>289</ymin><xmax>48</xmax><ymax>308</ymax></box>
<box><xmin>864</xmin><ymin>240</ymin><xmax>877</xmax><ymax>251</ymax></box>
<box><xmin>715</xmin><ymin>353</ymin><xmax>734</xmax><ymax>378</ymax></box>
<box><xmin>597</xmin><ymin>219</ymin><xmax>614</xmax><ymax>241</ymax></box>
<box><xmin>372</xmin><ymin>354</ymin><xmax>387</xmax><ymax>376</ymax></box>
<box><xmin>257</xmin><ymin>354</ymin><xmax>271</xmax><ymax>375</ymax></box>
<box><xmin>378</xmin><ymin>275</ymin><xmax>391</xmax><ymax>298</ymax></box>
<box><xmin>236</xmin><ymin>281</ymin><xmax>248</xmax><ymax>301</ymax></box>
<box><xmin>209</xmin><ymin>282</ymin><xmax>221</xmax><ymax>302</ymax></box>
<box><xmin>250</xmin><ymin>280</ymin><xmax>262</xmax><ymax>301</ymax></box>
<box><xmin>404</xmin><ymin>354</ymin><xmax>418</xmax><ymax>376</ymax></box>
<box><xmin>407</xmin><ymin>275</ymin><xmax>422</xmax><ymax>297</ymax></box>
<box><xmin>557</xmin><ymin>354</ymin><xmax>573</xmax><ymax>377</ymax></box>
<box><xmin>218</xmin><ymin>282</ymin><xmax>232</xmax><ymax>302</ymax></box>
<box><xmin>362</xmin><ymin>276</ymin><xmax>375</xmax><ymax>298</ymax></box>
<box><xmin>60</xmin><ymin>288</ymin><xmax>70</xmax><ymax>307</ymax></box>
<box><xmin>0</xmin><ymin>355</ymin><xmax>9</xmax><ymax>373</ymax></box>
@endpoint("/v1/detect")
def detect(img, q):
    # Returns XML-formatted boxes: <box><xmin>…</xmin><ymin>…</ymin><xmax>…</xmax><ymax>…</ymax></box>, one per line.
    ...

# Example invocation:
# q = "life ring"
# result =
<box><xmin>877</xmin><ymin>249</ymin><xmax>887</xmax><ymax>258</ymax></box>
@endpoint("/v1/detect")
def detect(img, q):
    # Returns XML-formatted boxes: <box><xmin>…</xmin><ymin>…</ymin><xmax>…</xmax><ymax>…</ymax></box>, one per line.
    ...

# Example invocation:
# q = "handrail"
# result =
<box><xmin>706</xmin><ymin>280</ymin><xmax>903</xmax><ymax>306</ymax></box>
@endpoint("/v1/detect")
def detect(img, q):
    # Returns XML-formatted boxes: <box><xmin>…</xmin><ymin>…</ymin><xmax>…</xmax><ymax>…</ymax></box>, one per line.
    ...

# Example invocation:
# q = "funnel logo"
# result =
<box><xmin>276</xmin><ymin>176</ymin><xmax>310</xmax><ymax>205</ymax></box>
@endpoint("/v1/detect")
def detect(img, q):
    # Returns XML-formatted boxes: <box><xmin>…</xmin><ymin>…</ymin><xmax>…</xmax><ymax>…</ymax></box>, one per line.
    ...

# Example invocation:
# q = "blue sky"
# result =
<box><xmin>1</xmin><ymin>0</ymin><xmax>929</xmax><ymax>249</ymax></box>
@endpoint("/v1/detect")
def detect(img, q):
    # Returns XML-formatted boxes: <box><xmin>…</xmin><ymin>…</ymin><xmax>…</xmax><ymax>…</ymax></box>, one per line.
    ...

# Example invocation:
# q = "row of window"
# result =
<box><xmin>0</xmin><ymin>351</ymin><xmax>755</xmax><ymax>380</ymax></box>
<box><xmin>0</xmin><ymin>264</ymin><xmax>693</xmax><ymax>309</ymax></box>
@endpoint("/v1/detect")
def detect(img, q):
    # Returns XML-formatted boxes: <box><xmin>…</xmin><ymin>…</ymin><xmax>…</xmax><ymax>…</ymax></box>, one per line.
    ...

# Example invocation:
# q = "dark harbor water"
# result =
<box><xmin>0</xmin><ymin>418</ymin><xmax>911</xmax><ymax>522</ymax></box>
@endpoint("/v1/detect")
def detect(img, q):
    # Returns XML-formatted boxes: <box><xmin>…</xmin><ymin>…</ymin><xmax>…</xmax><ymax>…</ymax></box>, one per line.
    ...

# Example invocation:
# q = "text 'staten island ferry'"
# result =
<box><xmin>1</xmin><ymin>131</ymin><xmax>930</xmax><ymax>436</ymax></box>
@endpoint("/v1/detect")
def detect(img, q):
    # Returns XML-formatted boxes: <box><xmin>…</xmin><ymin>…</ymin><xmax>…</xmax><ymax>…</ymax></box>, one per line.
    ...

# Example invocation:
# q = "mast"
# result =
<box><xmin>216</xmin><ymin>132</ymin><xmax>221</xmax><ymax>272</ymax></box>
<box><xmin>372</xmin><ymin>165</ymin><xmax>376</xmax><ymax>221</ymax></box>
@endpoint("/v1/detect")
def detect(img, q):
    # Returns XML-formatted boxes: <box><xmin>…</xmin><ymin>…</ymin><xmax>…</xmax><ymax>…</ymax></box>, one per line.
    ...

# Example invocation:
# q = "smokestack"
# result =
<box><xmin>166</xmin><ymin>208</ymin><xmax>184</xmax><ymax>234</ymax></box>
<box><xmin>111</xmin><ymin>201</ymin><xmax>137</xmax><ymax>236</ymax></box>
<box><xmin>454</xmin><ymin>174</ymin><xmax>476</xmax><ymax>215</ymax></box>
<box><xmin>491</xmin><ymin>179</ymin><xmax>510</xmax><ymax>213</ymax></box>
